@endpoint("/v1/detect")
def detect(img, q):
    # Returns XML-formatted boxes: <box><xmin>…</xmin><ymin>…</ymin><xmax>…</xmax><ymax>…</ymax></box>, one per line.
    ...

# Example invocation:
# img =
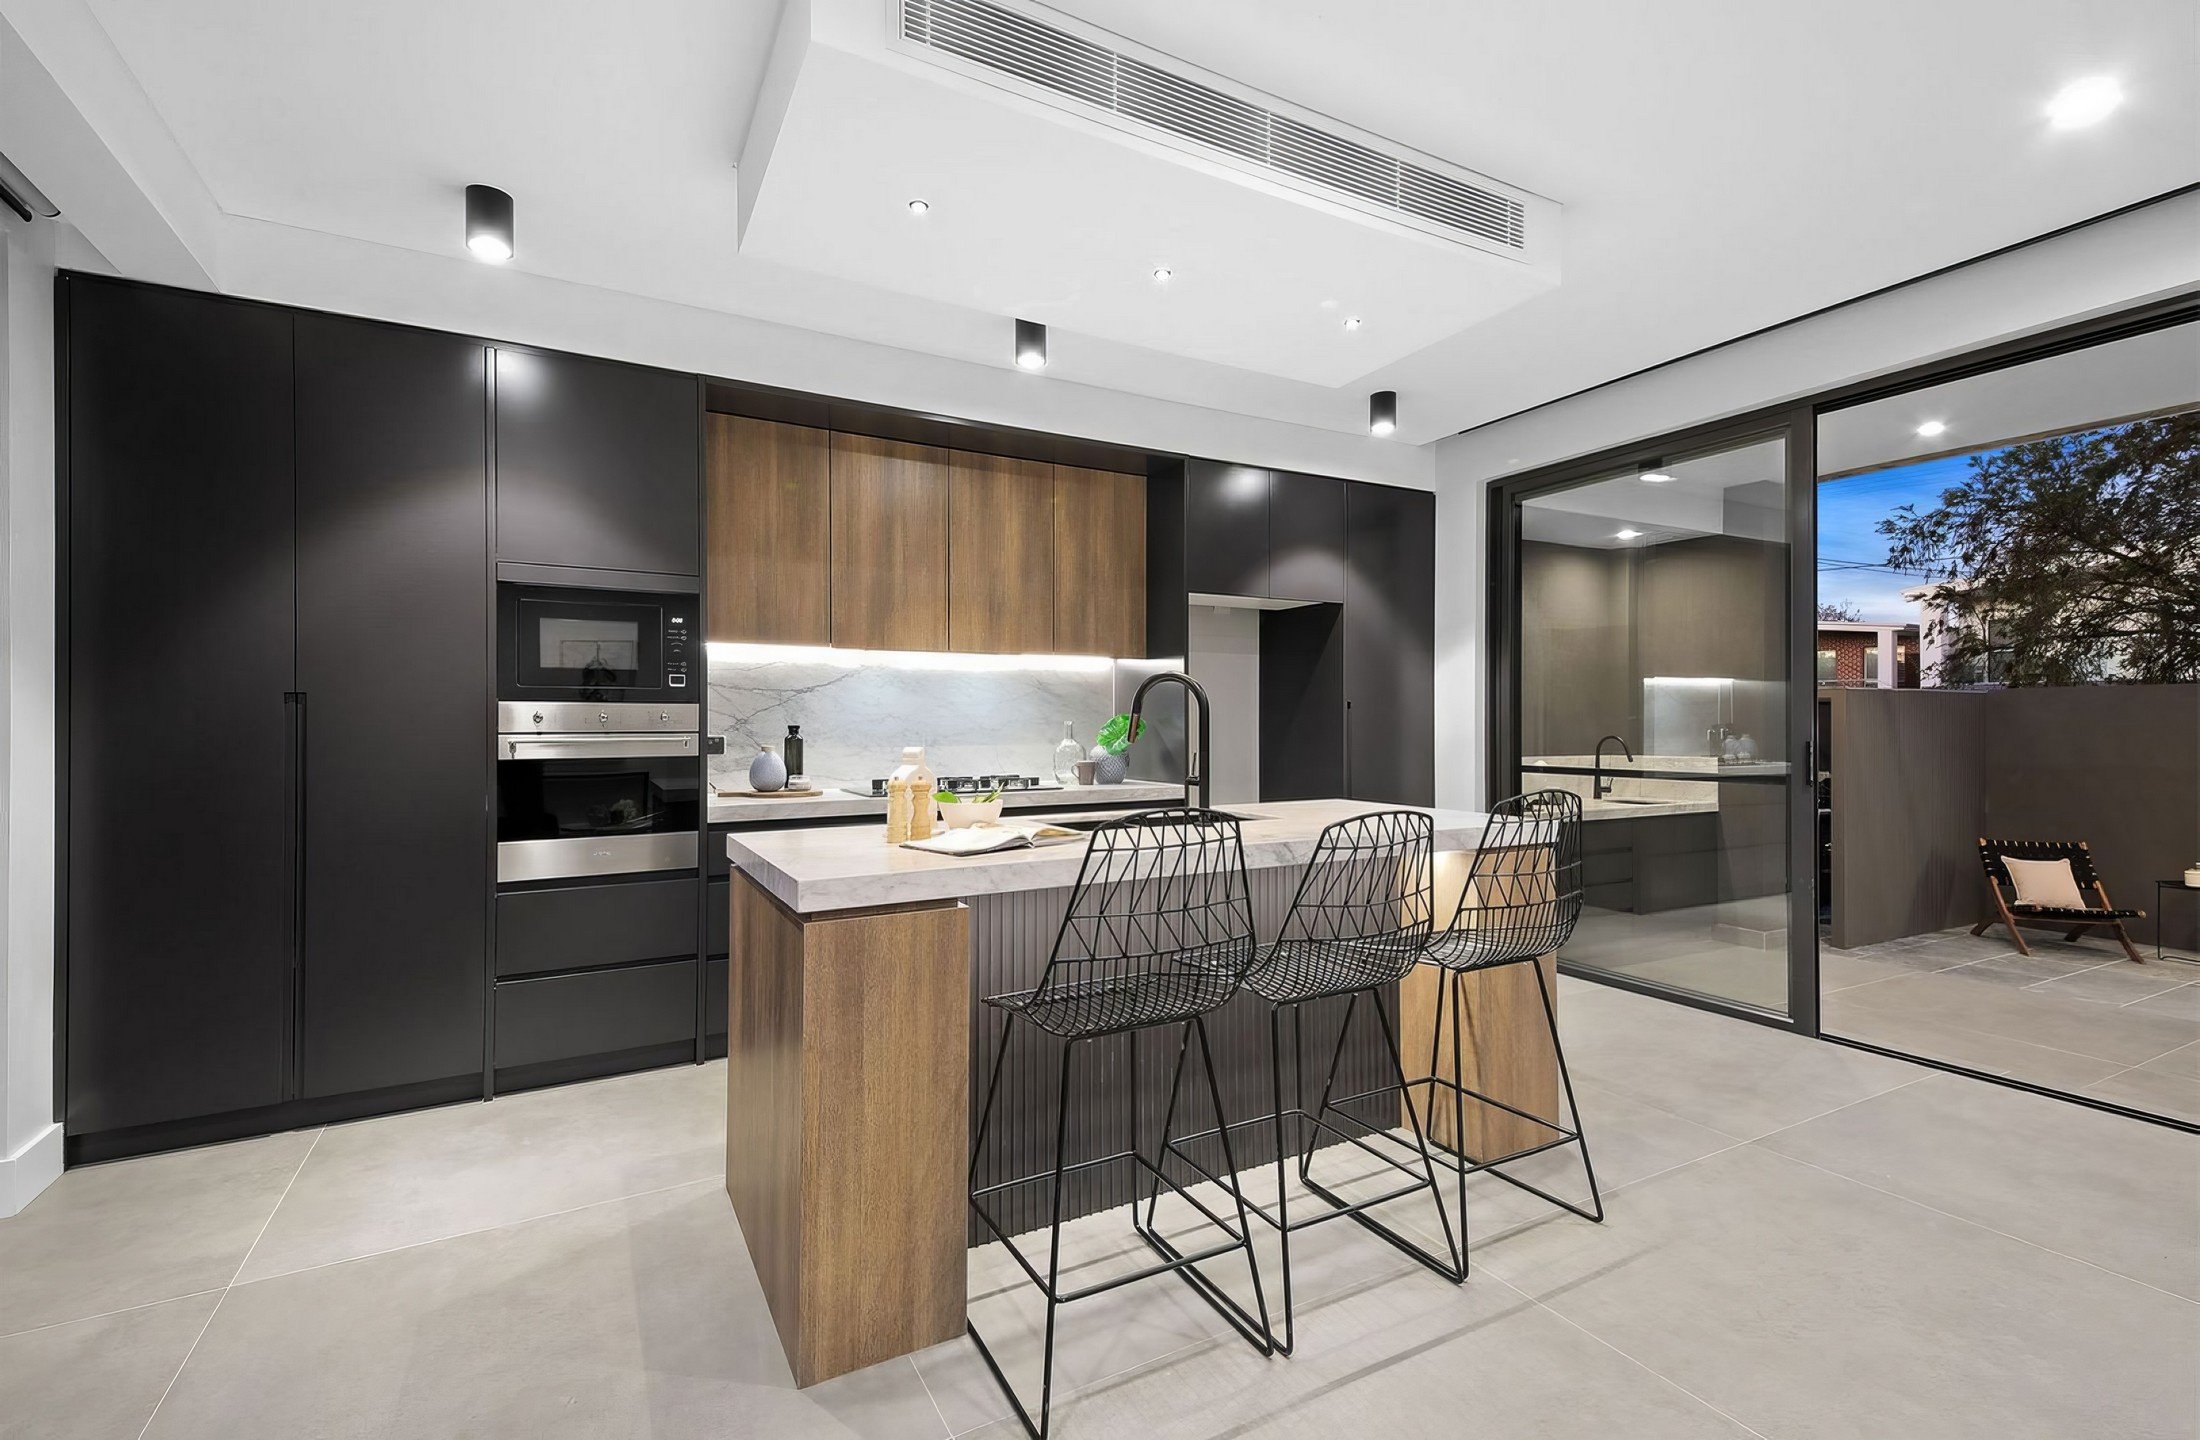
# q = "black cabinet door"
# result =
<box><xmin>1268</xmin><ymin>471</ymin><xmax>1347</xmax><ymax>603</ymax></box>
<box><xmin>1183</xmin><ymin>461</ymin><xmax>1269</xmax><ymax>598</ymax></box>
<box><xmin>1344</xmin><ymin>484</ymin><xmax>1436</xmax><ymax>805</ymax></box>
<box><xmin>493</xmin><ymin>348</ymin><xmax>698</xmax><ymax>576</ymax></box>
<box><xmin>65</xmin><ymin>281</ymin><xmax>296</xmax><ymax>1135</ymax></box>
<box><xmin>296</xmin><ymin>316</ymin><xmax>489</xmax><ymax>1097</ymax></box>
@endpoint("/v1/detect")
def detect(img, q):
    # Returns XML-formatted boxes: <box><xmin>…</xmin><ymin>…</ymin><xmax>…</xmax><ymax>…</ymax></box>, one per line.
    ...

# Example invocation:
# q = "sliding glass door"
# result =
<box><xmin>1497</xmin><ymin>426</ymin><xmax>1812</xmax><ymax>1021</ymax></box>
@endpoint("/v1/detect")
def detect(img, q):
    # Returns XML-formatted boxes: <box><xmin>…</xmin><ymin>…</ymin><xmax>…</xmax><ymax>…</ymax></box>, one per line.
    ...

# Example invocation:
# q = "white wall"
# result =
<box><xmin>0</xmin><ymin>204</ymin><xmax>61</xmax><ymax>1216</ymax></box>
<box><xmin>1432</xmin><ymin>192</ymin><xmax>2200</xmax><ymax>813</ymax></box>
<box><xmin>1186</xmin><ymin>606</ymin><xmax>1260</xmax><ymax>805</ymax></box>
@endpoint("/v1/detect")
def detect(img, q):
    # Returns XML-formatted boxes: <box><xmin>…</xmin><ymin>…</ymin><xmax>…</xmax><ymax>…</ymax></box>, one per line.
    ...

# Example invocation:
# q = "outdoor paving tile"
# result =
<box><xmin>144</xmin><ymin>1182</ymin><xmax>947</xmax><ymax>1440</ymax></box>
<box><xmin>1758</xmin><ymin>1070</ymin><xmax>2200</xmax><ymax>1299</ymax></box>
<box><xmin>0</xmin><ymin>1129</ymin><xmax>315</xmax><ymax>1337</ymax></box>
<box><xmin>2129</xmin><ymin>983</ymin><xmax>2200</xmax><ymax>1022</ymax></box>
<box><xmin>2078</xmin><ymin>1064</ymin><xmax>2200</xmax><ymax>1126</ymax></box>
<box><xmin>1819</xmin><ymin>950</ymin><xmax>1932</xmax><ymax>992</ymax></box>
<box><xmin>2022</xmin><ymin>963</ymin><xmax>2195</xmax><ymax>1007</ymax></box>
<box><xmin>1474</xmin><ymin>1145</ymin><xmax>2200</xmax><ymax>1440</ymax></box>
<box><xmin>1828</xmin><ymin>967</ymin><xmax>2200</xmax><ymax>1066</ymax></box>
<box><xmin>237</xmin><ymin>1058</ymin><xmax>725</xmax><ymax>1283</ymax></box>
<box><xmin>0</xmin><ymin>1292</ymin><xmax>220</xmax><ymax>1440</ymax></box>
<box><xmin>1819</xmin><ymin>994</ymin><xmax>2131</xmax><ymax>1093</ymax></box>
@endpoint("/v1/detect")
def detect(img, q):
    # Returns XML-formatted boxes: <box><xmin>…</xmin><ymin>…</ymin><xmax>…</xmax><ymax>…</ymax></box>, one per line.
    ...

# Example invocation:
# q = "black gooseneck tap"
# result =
<box><xmin>1593</xmin><ymin>734</ymin><xmax>1634</xmax><ymax>800</ymax></box>
<box><xmin>1128</xmin><ymin>670</ymin><xmax>1211</xmax><ymax>812</ymax></box>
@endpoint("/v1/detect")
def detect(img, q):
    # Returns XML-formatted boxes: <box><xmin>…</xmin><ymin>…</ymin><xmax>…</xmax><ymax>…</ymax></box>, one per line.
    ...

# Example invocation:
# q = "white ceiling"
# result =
<box><xmin>62</xmin><ymin>0</ymin><xmax>2200</xmax><ymax>444</ymax></box>
<box><xmin>1522</xmin><ymin>437</ymin><xmax>1787</xmax><ymax>547</ymax></box>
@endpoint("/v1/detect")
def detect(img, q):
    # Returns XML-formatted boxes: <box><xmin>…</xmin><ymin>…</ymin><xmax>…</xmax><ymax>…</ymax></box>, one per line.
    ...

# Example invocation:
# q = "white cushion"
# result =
<box><xmin>2002</xmin><ymin>856</ymin><xmax>2086</xmax><ymax>909</ymax></box>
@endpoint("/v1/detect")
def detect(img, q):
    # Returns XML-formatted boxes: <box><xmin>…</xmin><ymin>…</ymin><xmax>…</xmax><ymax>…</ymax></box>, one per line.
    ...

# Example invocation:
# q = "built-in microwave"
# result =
<box><xmin>496</xmin><ymin>582</ymin><xmax>696</xmax><ymax>706</ymax></box>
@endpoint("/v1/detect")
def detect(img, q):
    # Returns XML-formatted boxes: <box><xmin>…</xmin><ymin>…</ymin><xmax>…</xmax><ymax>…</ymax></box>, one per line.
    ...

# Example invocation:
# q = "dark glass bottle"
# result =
<box><xmin>784</xmin><ymin>724</ymin><xmax>805</xmax><ymax>786</ymax></box>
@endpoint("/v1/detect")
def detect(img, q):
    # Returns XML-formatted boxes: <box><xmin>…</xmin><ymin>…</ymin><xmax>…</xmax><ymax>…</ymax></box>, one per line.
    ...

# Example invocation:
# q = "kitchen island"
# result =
<box><xmin>721</xmin><ymin>798</ymin><xmax>1565</xmax><ymax>1385</ymax></box>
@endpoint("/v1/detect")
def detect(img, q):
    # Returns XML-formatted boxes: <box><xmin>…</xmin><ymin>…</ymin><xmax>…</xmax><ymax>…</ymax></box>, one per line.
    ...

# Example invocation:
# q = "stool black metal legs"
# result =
<box><xmin>1417</xmin><ymin>957</ymin><xmax>1603</xmax><ymax>1267</ymax></box>
<box><xmin>967</xmin><ymin>1012</ymin><xmax>1272</xmax><ymax>1440</ymax></box>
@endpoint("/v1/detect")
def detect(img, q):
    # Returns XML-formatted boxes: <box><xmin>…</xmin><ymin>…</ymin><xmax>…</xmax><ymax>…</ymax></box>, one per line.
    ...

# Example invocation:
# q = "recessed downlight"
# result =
<box><xmin>1615</xmin><ymin>528</ymin><xmax>1643</xmax><ymax>541</ymax></box>
<box><xmin>1638</xmin><ymin>458</ymin><xmax>1674</xmax><ymax>483</ymax></box>
<box><xmin>907</xmin><ymin>198</ymin><xmax>930</xmax><ymax>216</ymax></box>
<box><xmin>1915</xmin><ymin>420</ymin><xmax>1948</xmax><ymax>438</ymax></box>
<box><xmin>1344</xmin><ymin>316</ymin><xmax>1363</xmax><ymax>331</ymax></box>
<box><xmin>2046</xmin><ymin>77</ymin><xmax>2123</xmax><ymax>129</ymax></box>
<box><xmin>1152</xmin><ymin>267</ymin><xmax>1172</xmax><ymax>283</ymax></box>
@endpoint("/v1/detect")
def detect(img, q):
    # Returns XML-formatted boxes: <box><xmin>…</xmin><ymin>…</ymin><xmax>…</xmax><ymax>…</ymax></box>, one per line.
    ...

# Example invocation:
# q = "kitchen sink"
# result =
<box><xmin>1042</xmin><ymin>809</ymin><xmax>1271</xmax><ymax>831</ymax></box>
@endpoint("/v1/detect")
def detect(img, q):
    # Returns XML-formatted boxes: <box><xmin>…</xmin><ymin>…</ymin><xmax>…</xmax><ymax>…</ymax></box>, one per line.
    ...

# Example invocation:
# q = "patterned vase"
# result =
<box><xmin>748</xmin><ymin>744</ymin><xmax>787</xmax><ymax>792</ymax></box>
<box><xmin>1090</xmin><ymin>746</ymin><xmax>1128</xmax><ymax>785</ymax></box>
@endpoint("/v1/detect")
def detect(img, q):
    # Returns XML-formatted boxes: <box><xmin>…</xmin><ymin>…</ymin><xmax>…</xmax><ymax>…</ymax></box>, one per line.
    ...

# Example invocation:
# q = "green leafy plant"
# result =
<box><xmin>1096</xmin><ymin>714</ymin><xmax>1136</xmax><ymax>755</ymax></box>
<box><xmin>934</xmin><ymin>787</ymin><xmax>1002</xmax><ymax>804</ymax></box>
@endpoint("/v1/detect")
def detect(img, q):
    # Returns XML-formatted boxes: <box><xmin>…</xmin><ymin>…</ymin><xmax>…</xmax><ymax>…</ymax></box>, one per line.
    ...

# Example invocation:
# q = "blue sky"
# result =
<box><xmin>1815</xmin><ymin>451</ymin><xmax>1994</xmax><ymax>621</ymax></box>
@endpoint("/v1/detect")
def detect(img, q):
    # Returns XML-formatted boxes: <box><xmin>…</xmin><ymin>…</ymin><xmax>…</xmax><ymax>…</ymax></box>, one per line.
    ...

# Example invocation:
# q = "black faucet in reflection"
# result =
<box><xmin>1593</xmin><ymin>734</ymin><xmax>1634</xmax><ymax>800</ymax></box>
<box><xmin>1127</xmin><ymin>670</ymin><xmax>1210</xmax><ymax>811</ymax></box>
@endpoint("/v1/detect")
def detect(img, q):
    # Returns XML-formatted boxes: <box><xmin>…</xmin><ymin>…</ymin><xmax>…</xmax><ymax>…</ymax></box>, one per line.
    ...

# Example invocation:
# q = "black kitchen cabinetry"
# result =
<box><xmin>62</xmin><ymin>279</ymin><xmax>491</xmax><ymax>1158</ymax></box>
<box><xmin>1267</xmin><ymin>471</ymin><xmax>1347</xmax><ymax>603</ymax></box>
<box><xmin>1344</xmin><ymin>483</ymin><xmax>1436</xmax><ymax>805</ymax></box>
<box><xmin>64</xmin><ymin>281</ymin><xmax>297</xmax><ymax>1139</ymax></box>
<box><xmin>493</xmin><ymin>348</ymin><xmax>700</xmax><ymax>578</ymax></box>
<box><xmin>1182</xmin><ymin>462</ymin><xmax>1347</xmax><ymax>604</ymax></box>
<box><xmin>1183</xmin><ymin>460</ymin><xmax>1270</xmax><ymax>598</ymax></box>
<box><xmin>295</xmin><ymin>315</ymin><xmax>489</xmax><ymax>1099</ymax></box>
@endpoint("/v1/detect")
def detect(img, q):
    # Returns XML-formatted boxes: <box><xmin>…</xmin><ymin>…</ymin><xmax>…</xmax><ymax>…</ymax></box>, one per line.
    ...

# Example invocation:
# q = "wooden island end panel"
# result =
<box><xmin>725</xmin><ymin>870</ymin><xmax>970</xmax><ymax>1387</ymax></box>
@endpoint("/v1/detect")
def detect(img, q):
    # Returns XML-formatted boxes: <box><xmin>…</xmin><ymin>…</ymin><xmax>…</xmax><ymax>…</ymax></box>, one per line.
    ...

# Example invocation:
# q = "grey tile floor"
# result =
<box><xmin>1</xmin><ymin>980</ymin><xmax>2194</xmax><ymax>1439</ymax></box>
<box><xmin>1823</xmin><ymin>926</ymin><xmax>2200</xmax><ymax>1124</ymax></box>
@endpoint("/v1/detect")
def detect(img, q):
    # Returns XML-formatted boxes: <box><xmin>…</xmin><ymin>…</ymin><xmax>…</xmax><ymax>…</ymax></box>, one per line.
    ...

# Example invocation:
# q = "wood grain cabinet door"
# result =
<box><xmin>1052</xmin><ymin>465</ymin><xmax>1146</xmax><ymax>658</ymax></box>
<box><xmin>830</xmin><ymin>434</ymin><xmax>950</xmax><ymax>651</ymax></box>
<box><xmin>707</xmin><ymin>415</ymin><xmax>831</xmax><ymax>644</ymax></box>
<box><xmin>948</xmin><ymin>451</ymin><xmax>1054</xmax><ymax>654</ymax></box>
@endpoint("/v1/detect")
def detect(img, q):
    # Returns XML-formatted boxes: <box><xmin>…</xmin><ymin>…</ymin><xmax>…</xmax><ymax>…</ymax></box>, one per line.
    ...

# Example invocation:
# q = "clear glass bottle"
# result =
<box><xmin>1053</xmin><ymin>721</ymin><xmax>1083</xmax><ymax>785</ymax></box>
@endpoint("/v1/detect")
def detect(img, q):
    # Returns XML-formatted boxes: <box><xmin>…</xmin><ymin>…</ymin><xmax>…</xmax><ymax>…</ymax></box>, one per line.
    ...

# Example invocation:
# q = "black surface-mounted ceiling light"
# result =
<box><xmin>1369</xmin><ymin>389</ymin><xmax>1398</xmax><ymax>436</ymax></box>
<box><xmin>1014</xmin><ymin>318</ymin><xmax>1047</xmax><ymax>371</ymax></box>
<box><xmin>464</xmin><ymin>184</ymin><xmax>514</xmax><ymax>263</ymax></box>
<box><xmin>0</xmin><ymin>148</ymin><xmax>58</xmax><ymax>223</ymax></box>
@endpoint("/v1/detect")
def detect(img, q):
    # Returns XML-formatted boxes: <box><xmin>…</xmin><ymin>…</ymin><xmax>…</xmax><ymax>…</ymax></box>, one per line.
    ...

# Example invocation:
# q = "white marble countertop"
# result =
<box><xmin>1523</xmin><ymin>755</ymin><xmax>1789</xmax><ymax>778</ymax></box>
<box><xmin>1579</xmin><ymin>797</ymin><xmax>1719</xmax><ymax>822</ymax></box>
<box><xmin>726</xmin><ymin>798</ymin><xmax>1494</xmax><ymax>914</ymax></box>
<box><xmin>707</xmin><ymin>778</ymin><xmax>1186</xmax><ymax>827</ymax></box>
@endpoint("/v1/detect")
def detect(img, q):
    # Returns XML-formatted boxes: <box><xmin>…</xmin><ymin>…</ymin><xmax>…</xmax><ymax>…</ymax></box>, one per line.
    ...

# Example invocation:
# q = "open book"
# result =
<box><xmin>900</xmin><ymin>821</ymin><xmax>1085</xmax><ymax>857</ymax></box>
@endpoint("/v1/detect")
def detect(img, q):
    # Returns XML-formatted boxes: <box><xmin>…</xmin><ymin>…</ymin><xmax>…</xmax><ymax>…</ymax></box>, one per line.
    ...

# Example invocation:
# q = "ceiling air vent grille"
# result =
<box><xmin>898</xmin><ymin>0</ymin><xmax>1528</xmax><ymax>251</ymax></box>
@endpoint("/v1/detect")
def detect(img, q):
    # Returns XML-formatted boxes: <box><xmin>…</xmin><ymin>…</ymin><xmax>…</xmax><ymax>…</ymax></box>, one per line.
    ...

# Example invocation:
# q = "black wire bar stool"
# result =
<box><xmin>1414</xmin><ymin>790</ymin><xmax>1603</xmax><ymax>1259</ymax></box>
<box><xmin>967</xmin><ymin>809</ymin><xmax>1273</xmax><ymax>1439</ymax></box>
<box><xmin>1145</xmin><ymin>810</ymin><xmax>1463</xmax><ymax>1356</ymax></box>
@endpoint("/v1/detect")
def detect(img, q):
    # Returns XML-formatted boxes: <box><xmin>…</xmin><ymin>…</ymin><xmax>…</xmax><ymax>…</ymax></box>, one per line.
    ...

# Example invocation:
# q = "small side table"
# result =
<box><xmin>2155</xmin><ymin>880</ymin><xmax>2200</xmax><ymax>965</ymax></box>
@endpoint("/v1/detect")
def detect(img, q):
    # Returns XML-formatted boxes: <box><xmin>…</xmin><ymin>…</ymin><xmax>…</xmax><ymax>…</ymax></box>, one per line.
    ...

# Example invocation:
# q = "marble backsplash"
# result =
<box><xmin>707</xmin><ymin>650</ymin><xmax>1123</xmax><ymax>789</ymax></box>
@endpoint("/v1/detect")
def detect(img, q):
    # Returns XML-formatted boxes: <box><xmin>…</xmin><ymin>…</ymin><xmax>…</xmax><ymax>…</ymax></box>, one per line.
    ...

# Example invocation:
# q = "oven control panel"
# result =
<box><xmin>664</xmin><ymin>609</ymin><xmax>693</xmax><ymax>691</ymax></box>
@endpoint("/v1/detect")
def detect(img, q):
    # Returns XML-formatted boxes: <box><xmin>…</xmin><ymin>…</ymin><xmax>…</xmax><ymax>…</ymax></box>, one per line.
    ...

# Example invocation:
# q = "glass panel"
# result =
<box><xmin>1518</xmin><ymin>435</ymin><xmax>1792</xmax><ymax>1015</ymax></box>
<box><xmin>1815</xmin><ymin>320</ymin><xmax>2200</xmax><ymax>1122</ymax></box>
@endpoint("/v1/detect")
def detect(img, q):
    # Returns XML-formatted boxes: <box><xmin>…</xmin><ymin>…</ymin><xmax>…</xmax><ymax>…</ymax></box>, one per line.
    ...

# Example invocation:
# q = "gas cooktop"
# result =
<box><xmin>843</xmin><ymin>774</ymin><xmax>1060</xmax><ymax>798</ymax></box>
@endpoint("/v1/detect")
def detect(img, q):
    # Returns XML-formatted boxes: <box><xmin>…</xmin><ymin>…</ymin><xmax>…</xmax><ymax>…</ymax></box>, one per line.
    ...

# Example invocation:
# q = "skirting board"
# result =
<box><xmin>1</xmin><ymin>1121</ymin><xmax>63</xmax><ymax>1218</ymax></box>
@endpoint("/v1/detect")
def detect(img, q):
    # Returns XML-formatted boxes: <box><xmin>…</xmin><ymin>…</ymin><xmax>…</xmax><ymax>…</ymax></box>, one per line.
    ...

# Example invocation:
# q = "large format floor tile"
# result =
<box><xmin>1828</xmin><ymin>965</ymin><xmax>2200</xmax><ymax>1066</ymax></box>
<box><xmin>0</xmin><ymin>1292</ymin><xmax>220</xmax><ymax>1440</ymax></box>
<box><xmin>1558</xmin><ymin>983</ymin><xmax>1924</xmax><ymax>1139</ymax></box>
<box><xmin>2079</xmin><ymin>1063</ymin><xmax>2200</xmax><ymax>1126</ymax></box>
<box><xmin>237</xmin><ymin>1059</ymin><xmax>726</xmax><ymax>1282</ymax></box>
<box><xmin>954</xmin><ymin>1266</ymin><xmax>1758</xmax><ymax>1440</ymax></box>
<box><xmin>0</xmin><ymin>1129</ymin><xmax>316</xmax><ymax>1336</ymax></box>
<box><xmin>1476</xmin><ymin>1144</ymin><xmax>2200</xmax><ymax>1440</ymax></box>
<box><xmin>1759</xmin><ymin>1070</ymin><xmax>2200</xmax><ymax>1299</ymax></box>
<box><xmin>142</xmin><ymin>1181</ymin><xmax>946</xmax><ymax>1440</ymax></box>
<box><xmin>1820</xmin><ymin>994</ymin><xmax>2133</xmax><ymax>1092</ymax></box>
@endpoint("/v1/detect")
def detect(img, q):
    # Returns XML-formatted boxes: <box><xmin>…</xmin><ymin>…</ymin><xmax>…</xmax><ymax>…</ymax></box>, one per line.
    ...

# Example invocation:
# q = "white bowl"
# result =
<box><xmin>937</xmin><ymin>798</ymin><xmax>1006</xmax><ymax>828</ymax></box>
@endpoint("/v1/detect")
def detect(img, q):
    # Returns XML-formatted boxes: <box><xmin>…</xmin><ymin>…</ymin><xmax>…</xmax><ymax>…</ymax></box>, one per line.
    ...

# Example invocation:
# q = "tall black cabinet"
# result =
<box><xmin>295</xmin><ymin>316</ymin><xmax>489</xmax><ymax>1098</ymax></box>
<box><xmin>64</xmin><ymin>282</ymin><xmax>297</xmax><ymax>1138</ymax></box>
<box><xmin>1345</xmin><ymin>484</ymin><xmax>1437</xmax><ymax>805</ymax></box>
<box><xmin>64</xmin><ymin>279</ymin><xmax>491</xmax><ymax>1157</ymax></box>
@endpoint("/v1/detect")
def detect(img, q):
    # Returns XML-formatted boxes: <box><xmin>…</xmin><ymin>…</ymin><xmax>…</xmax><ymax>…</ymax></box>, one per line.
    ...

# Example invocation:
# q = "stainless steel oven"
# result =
<box><xmin>496</xmin><ymin>701</ymin><xmax>701</xmax><ymax>882</ymax></box>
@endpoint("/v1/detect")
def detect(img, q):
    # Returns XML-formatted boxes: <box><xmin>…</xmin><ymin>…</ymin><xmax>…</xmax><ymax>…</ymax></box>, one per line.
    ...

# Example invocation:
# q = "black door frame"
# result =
<box><xmin>1483</xmin><ymin>288</ymin><xmax>2200</xmax><ymax>1041</ymax></box>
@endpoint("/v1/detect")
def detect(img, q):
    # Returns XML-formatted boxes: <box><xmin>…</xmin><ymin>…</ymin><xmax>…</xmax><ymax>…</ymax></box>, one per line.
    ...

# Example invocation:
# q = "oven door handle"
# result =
<box><xmin>503</xmin><ymin>734</ymin><xmax>697</xmax><ymax>760</ymax></box>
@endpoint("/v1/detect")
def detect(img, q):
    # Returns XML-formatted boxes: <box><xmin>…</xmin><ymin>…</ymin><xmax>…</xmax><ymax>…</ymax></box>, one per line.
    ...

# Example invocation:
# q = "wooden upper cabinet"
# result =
<box><xmin>830</xmin><ymin>434</ymin><xmax>950</xmax><ymax>651</ymax></box>
<box><xmin>947</xmin><ymin>451</ymin><xmax>1054</xmax><ymax>654</ymax></box>
<box><xmin>1053</xmin><ymin>465</ymin><xmax>1146</xmax><ymax>658</ymax></box>
<box><xmin>707</xmin><ymin>415</ymin><xmax>830</xmax><ymax>645</ymax></box>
